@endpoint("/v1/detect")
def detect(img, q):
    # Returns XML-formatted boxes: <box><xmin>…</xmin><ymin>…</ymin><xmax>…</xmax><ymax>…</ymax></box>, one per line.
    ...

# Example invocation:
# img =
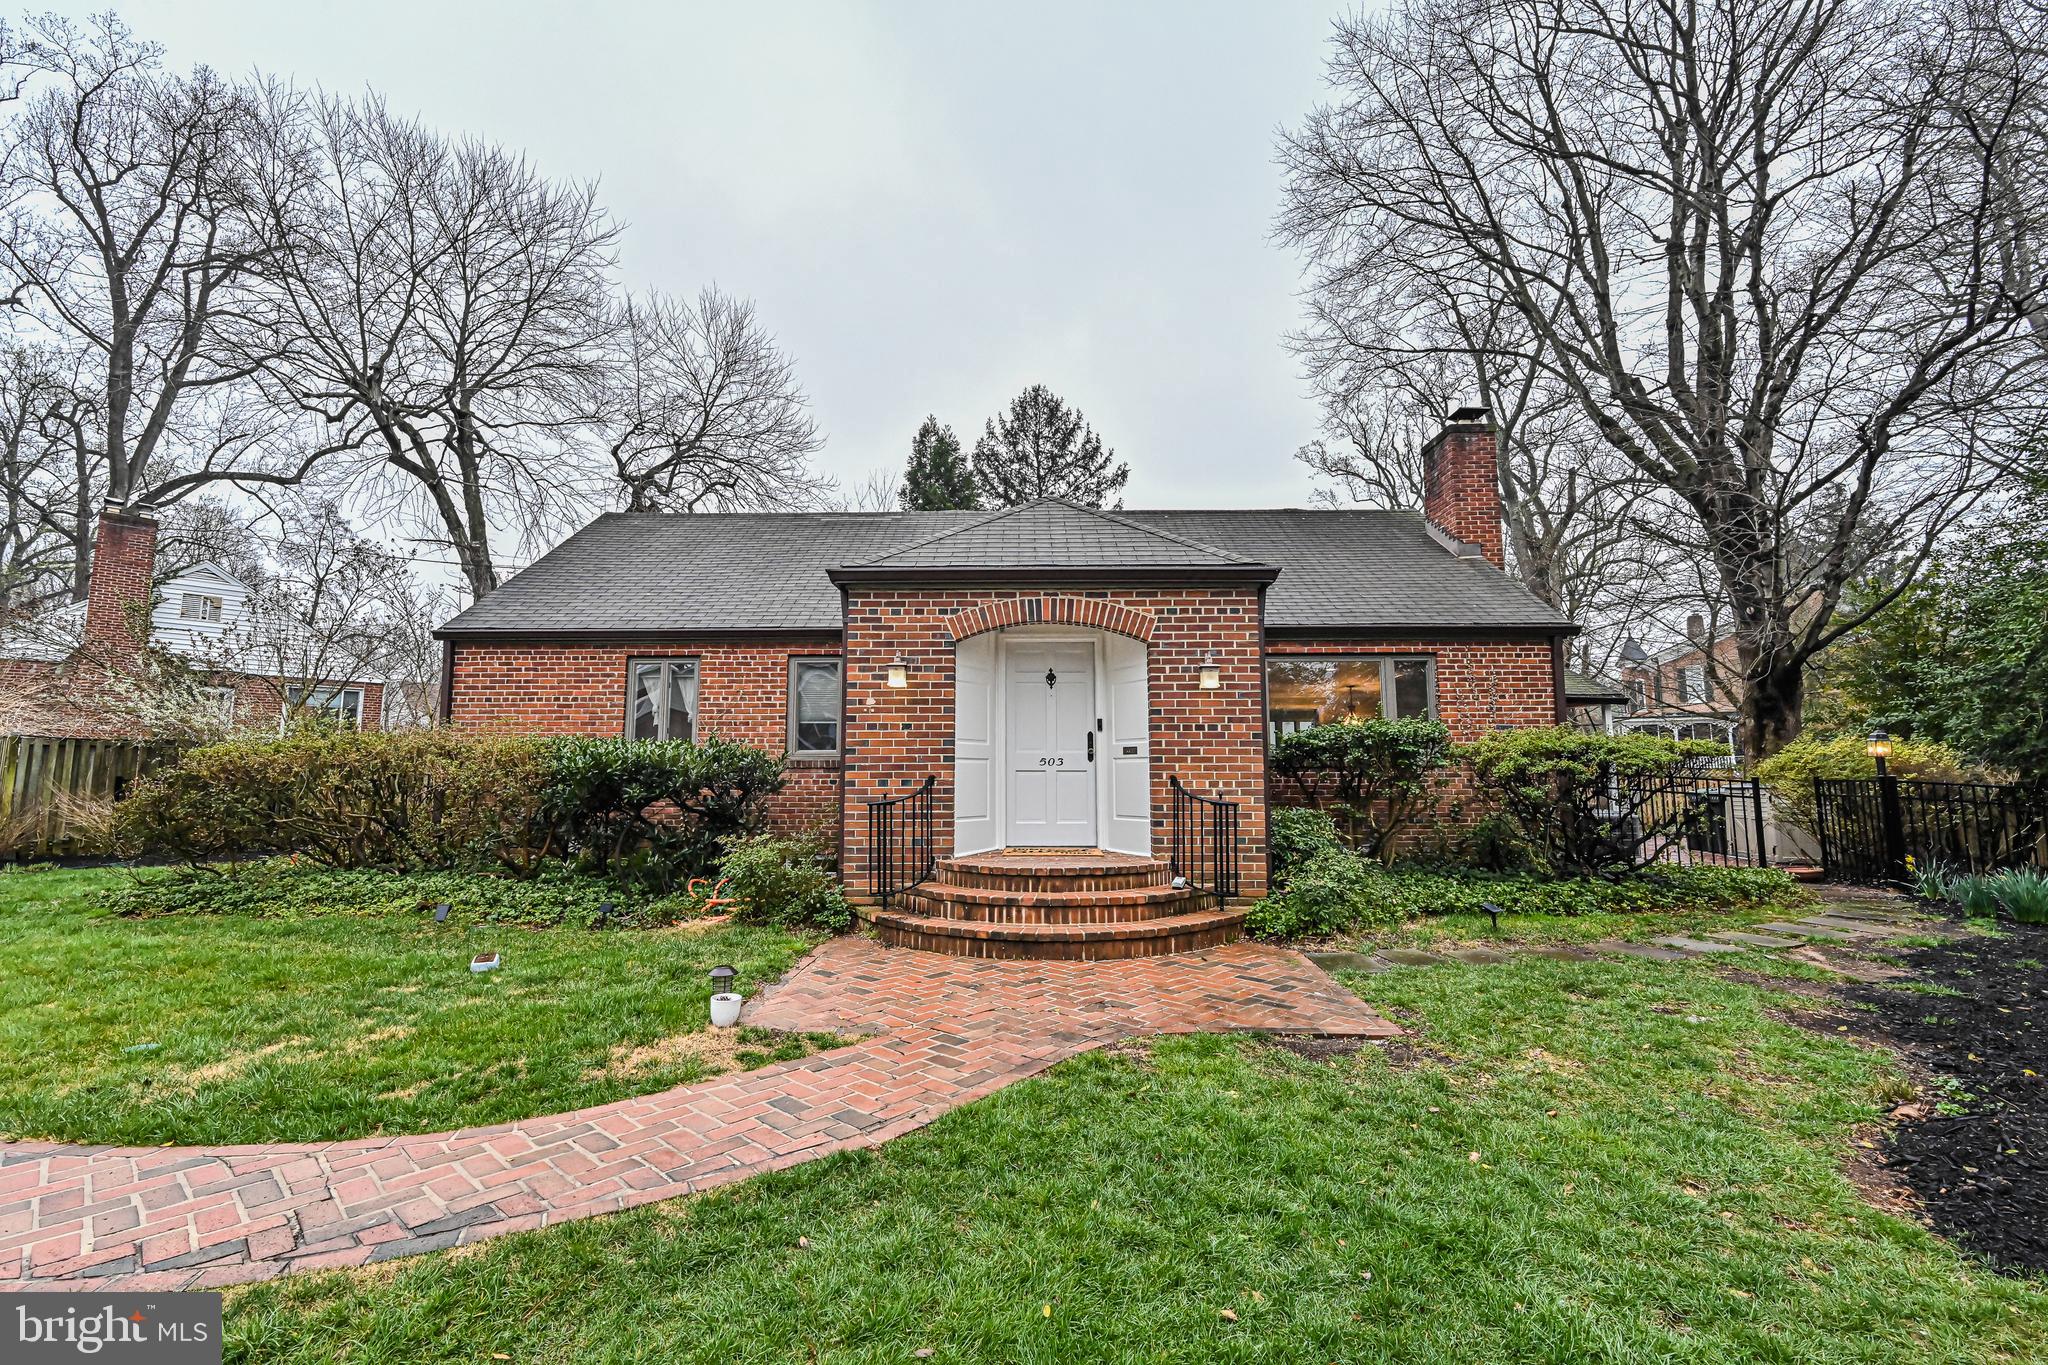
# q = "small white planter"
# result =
<box><xmin>709</xmin><ymin>992</ymin><xmax>744</xmax><ymax>1028</ymax></box>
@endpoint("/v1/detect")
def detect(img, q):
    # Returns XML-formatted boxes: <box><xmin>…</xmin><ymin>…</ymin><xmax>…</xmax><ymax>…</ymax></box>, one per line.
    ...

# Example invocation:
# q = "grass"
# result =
<box><xmin>223</xmin><ymin>954</ymin><xmax>2047</xmax><ymax>1364</ymax></box>
<box><xmin>0</xmin><ymin>866</ymin><xmax>828</xmax><ymax>1146</ymax></box>
<box><xmin>1355</xmin><ymin>900</ymin><xmax>1805</xmax><ymax>951</ymax></box>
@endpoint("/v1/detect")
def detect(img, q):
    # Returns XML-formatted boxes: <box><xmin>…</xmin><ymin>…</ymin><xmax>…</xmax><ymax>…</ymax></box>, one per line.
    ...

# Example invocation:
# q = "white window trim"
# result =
<box><xmin>786</xmin><ymin>656</ymin><xmax>842</xmax><ymax>757</ymax></box>
<box><xmin>197</xmin><ymin>685</ymin><xmax>236</xmax><ymax>723</ymax></box>
<box><xmin>624</xmin><ymin>657</ymin><xmax>700</xmax><ymax>742</ymax></box>
<box><xmin>180</xmin><ymin>592</ymin><xmax>223</xmax><ymax>623</ymax></box>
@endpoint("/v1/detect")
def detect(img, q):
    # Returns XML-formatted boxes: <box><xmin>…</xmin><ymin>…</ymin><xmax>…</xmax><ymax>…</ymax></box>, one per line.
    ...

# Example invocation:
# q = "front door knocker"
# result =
<box><xmin>1045</xmin><ymin>668</ymin><xmax>1058</xmax><ymax>689</ymax></box>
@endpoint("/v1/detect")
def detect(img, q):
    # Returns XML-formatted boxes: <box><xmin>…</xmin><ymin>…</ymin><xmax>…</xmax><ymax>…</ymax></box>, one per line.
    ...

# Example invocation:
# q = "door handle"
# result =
<box><xmin>1086</xmin><ymin>732</ymin><xmax>1095</xmax><ymax>762</ymax></box>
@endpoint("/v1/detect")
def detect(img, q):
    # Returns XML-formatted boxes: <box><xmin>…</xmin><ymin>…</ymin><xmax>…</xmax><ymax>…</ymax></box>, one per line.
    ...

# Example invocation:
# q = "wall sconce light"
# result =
<box><xmin>886</xmin><ymin>658</ymin><xmax>908</xmax><ymax>688</ymax></box>
<box><xmin>1198</xmin><ymin>657</ymin><xmax>1221</xmax><ymax>690</ymax></box>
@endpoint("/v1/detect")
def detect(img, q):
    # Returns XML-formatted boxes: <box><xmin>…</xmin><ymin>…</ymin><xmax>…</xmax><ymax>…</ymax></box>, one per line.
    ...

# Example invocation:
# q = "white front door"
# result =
<box><xmin>1005</xmin><ymin>641</ymin><xmax>1097</xmax><ymax>847</ymax></box>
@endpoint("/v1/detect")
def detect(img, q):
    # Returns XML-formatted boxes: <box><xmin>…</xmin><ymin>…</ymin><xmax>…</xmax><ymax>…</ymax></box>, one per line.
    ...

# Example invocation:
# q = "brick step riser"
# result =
<box><xmin>872</xmin><ymin>919</ymin><xmax>1242</xmax><ymax>961</ymax></box>
<box><xmin>900</xmin><ymin>893</ymin><xmax>1200</xmax><ymax>925</ymax></box>
<box><xmin>935</xmin><ymin>869</ymin><xmax>1169</xmax><ymax>894</ymax></box>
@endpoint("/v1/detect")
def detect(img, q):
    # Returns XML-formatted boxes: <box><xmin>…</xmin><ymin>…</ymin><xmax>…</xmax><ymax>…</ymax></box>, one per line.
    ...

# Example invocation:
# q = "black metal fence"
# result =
<box><xmin>1814</xmin><ymin>776</ymin><xmax>2048</xmax><ymax>883</ymax></box>
<box><xmin>1612</xmin><ymin>768</ymin><xmax>1772</xmax><ymax>869</ymax></box>
<box><xmin>865</xmin><ymin>776</ymin><xmax>936</xmax><ymax>907</ymax></box>
<box><xmin>1169</xmin><ymin>776</ymin><xmax>1241</xmax><ymax>905</ymax></box>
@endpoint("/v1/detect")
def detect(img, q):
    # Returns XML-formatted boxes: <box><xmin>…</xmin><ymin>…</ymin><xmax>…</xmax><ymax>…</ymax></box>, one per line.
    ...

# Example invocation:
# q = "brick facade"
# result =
<box><xmin>839</xmin><ymin>588</ymin><xmax>1271</xmax><ymax>896</ymax></box>
<box><xmin>1421</xmin><ymin>413</ymin><xmax>1506</xmax><ymax>569</ymax></box>
<box><xmin>446</xmin><ymin>638</ymin><xmax>843</xmax><ymax>840</ymax></box>
<box><xmin>1264</xmin><ymin>636</ymin><xmax>1563</xmax><ymax>830</ymax></box>
<box><xmin>442</xmin><ymin>620</ymin><xmax>1568</xmax><ymax>890</ymax></box>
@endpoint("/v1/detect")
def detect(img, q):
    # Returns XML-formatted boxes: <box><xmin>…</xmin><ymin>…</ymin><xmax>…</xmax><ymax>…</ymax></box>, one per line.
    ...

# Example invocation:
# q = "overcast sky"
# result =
<box><xmin>74</xmin><ymin>0</ymin><xmax>1361</xmax><ymax>514</ymax></box>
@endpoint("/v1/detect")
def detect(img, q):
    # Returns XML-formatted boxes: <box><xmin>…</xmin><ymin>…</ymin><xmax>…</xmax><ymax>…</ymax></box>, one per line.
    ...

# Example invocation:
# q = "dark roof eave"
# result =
<box><xmin>436</xmin><ymin>626</ymin><xmax>845</xmax><ymax>645</ymax></box>
<box><xmin>1265</xmin><ymin>622</ymin><xmax>1578</xmax><ymax>641</ymax></box>
<box><xmin>825</xmin><ymin>563</ymin><xmax>1283</xmax><ymax>587</ymax></box>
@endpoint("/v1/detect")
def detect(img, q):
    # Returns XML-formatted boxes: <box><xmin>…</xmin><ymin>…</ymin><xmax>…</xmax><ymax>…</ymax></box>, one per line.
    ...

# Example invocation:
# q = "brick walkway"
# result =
<box><xmin>1</xmin><ymin>939</ymin><xmax>1391</xmax><ymax>1294</ymax></box>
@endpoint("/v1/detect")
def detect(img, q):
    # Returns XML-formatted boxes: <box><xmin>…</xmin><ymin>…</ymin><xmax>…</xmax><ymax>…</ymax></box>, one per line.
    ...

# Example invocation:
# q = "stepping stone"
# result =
<box><xmin>1801</xmin><ymin>917</ymin><xmax>1890</xmax><ymax>935</ymax></box>
<box><xmin>1380</xmin><ymin>948</ymin><xmax>1450</xmax><ymax>967</ymax></box>
<box><xmin>1707</xmin><ymin>931</ymin><xmax>1803</xmax><ymax>948</ymax></box>
<box><xmin>1591</xmin><ymin>941</ymin><xmax>1692</xmax><ymax>961</ymax></box>
<box><xmin>1527</xmin><ymin>946</ymin><xmax>1598</xmax><ymax>961</ymax></box>
<box><xmin>1814</xmin><ymin>906</ymin><xmax>1914</xmax><ymax>922</ymax></box>
<box><xmin>1307</xmin><ymin>951</ymin><xmax>1390</xmax><ymax>974</ymax></box>
<box><xmin>1445</xmin><ymin>948</ymin><xmax>1511</xmax><ymax>965</ymax></box>
<box><xmin>1653</xmin><ymin>936</ymin><xmax>1746</xmax><ymax>955</ymax></box>
<box><xmin>1756</xmin><ymin>922</ymin><xmax>1853</xmax><ymax>941</ymax></box>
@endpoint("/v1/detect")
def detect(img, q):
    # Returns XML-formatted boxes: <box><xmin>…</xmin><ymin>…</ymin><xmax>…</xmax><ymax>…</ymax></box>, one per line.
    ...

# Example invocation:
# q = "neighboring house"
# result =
<box><xmin>435</xmin><ymin>407</ymin><xmax>1576</xmax><ymax>955</ymax></box>
<box><xmin>0</xmin><ymin>504</ymin><xmax>384</xmax><ymax>739</ymax></box>
<box><xmin>1615</xmin><ymin>618</ymin><xmax>1741</xmax><ymax>758</ymax></box>
<box><xmin>1563</xmin><ymin>670</ymin><xmax>1631</xmax><ymax>732</ymax></box>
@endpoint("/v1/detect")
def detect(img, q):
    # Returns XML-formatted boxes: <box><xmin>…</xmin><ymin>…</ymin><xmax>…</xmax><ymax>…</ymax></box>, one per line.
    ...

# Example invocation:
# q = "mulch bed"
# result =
<box><xmin>1835</xmin><ymin>915</ymin><xmax>2047</xmax><ymax>1274</ymax></box>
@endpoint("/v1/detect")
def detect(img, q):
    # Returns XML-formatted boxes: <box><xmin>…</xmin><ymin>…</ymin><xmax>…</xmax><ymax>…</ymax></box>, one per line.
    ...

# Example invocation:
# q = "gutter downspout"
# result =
<box><xmin>1549</xmin><ymin>634</ymin><xmax>1567</xmax><ymax>724</ymax></box>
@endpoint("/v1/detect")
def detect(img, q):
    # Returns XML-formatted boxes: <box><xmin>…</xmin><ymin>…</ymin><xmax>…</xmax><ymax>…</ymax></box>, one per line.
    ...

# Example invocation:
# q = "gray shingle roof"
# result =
<box><xmin>437</xmin><ymin>504</ymin><xmax>1574</xmax><ymax>637</ymax></box>
<box><xmin>853</xmin><ymin>498</ymin><xmax>1257</xmax><ymax>568</ymax></box>
<box><xmin>1564</xmin><ymin>669</ymin><xmax>1629</xmax><ymax>703</ymax></box>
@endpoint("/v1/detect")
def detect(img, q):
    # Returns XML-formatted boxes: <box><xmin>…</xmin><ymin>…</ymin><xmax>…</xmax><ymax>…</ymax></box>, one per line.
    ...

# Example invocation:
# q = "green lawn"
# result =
<box><xmin>0</xmin><ymin>866</ymin><xmax>827</xmax><ymax>1146</ymax></box>
<box><xmin>224</xmin><ymin>953</ymin><xmax>2048</xmax><ymax>1364</ymax></box>
<box><xmin>1359</xmin><ymin>900</ymin><xmax>1814</xmax><ymax>951</ymax></box>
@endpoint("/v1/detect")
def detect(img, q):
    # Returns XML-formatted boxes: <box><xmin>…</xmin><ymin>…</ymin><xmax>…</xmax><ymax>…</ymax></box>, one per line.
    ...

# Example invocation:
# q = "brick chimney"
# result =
<box><xmin>81</xmin><ymin>501</ymin><xmax>158</xmax><ymax>660</ymax></box>
<box><xmin>1421</xmin><ymin>404</ymin><xmax>1505</xmax><ymax>569</ymax></box>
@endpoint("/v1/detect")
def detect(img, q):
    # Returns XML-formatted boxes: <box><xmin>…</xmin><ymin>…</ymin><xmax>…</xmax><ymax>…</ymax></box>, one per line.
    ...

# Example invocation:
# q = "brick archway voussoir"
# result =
<box><xmin>944</xmin><ymin>596</ymin><xmax>1155</xmax><ymax>644</ymax></box>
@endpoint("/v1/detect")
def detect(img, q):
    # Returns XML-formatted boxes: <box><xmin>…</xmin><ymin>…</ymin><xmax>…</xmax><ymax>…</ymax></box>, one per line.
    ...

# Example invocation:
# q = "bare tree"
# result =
<box><xmin>0</xmin><ymin>15</ymin><xmax>326</xmax><ymax>511</ymax></box>
<box><xmin>1280</xmin><ymin>0</ymin><xmax>2048</xmax><ymax>756</ymax></box>
<box><xmin>596</xmin><ymin>288</ymin><xmax>827</xmax><ymax>512</ymax></box>
<box><xmin>196</xmin><ymin>500</ymin><xmax>435</xmax><ymax>726</ymax></box>
<box><xmin>244</xmin><ymin>90</ymin><xmax>617</xmax><ymax>599</ymax></box>
<box><xmin>0</xmin><ymin>341</ymin><xmax>88</xmax><ymax>609</ymax></box>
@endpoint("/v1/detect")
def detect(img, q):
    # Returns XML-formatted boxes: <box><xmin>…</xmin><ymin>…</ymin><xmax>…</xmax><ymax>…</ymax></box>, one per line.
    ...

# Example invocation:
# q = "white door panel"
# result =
<box><xmin>1005</xmin><ymin>641</ymin><xmax>1096</xmax><ymax>846</ymax></box>
<box><xmin>953</xmin><ymin>635</ymin><xmax>999</xmax><ymax>854</ymax></box>
<box><xmin>1102</xmin><ymin>633</ymin><xmax>1151</xmax><ymax>855</ymax></box>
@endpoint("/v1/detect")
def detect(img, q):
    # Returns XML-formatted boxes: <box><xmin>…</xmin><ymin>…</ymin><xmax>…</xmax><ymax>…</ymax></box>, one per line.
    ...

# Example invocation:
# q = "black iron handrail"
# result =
<box><xmin>866</xmin><ymin>776</ymin><xmax>936</xmax><ymax>907</ymax></box>
<box><xmin>1169</xmin><ymin>776</ymin><xmax>1240</xmax><ymax>906</ymax></box>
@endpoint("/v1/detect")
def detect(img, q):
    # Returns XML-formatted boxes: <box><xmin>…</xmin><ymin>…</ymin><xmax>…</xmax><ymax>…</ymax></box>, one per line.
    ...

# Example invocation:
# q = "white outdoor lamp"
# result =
<box><xmin>886</xmin><ymin>658</ymin><xmax>908</xmax><ymax>688</ymax></box>
<box><xmin>1197</xmin><ymin>657</ymin><xmax>1221</xmax><ymax>690</ymax></box>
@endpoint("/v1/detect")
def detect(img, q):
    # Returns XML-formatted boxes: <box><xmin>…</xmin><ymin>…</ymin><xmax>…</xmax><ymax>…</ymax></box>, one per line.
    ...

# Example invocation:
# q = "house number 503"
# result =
<box><xmin>1039</xmin><ymin>757</ymin><xmax>1065</xmax><ymax>767</ymax></box>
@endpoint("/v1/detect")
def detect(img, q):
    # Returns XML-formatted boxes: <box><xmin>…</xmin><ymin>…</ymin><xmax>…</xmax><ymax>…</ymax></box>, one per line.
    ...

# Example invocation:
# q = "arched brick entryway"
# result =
<box><xmin>944</xmin><ymin>596</ymin><xmax>1155</xmax><ymax>644</ymax></box>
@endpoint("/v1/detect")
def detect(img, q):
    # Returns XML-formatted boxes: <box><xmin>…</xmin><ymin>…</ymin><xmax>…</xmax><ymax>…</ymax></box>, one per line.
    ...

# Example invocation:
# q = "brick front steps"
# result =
<box><xmin>853</xmin><ymin>851</ymin><xmax>1247</xmax><ymax>960</ymax></box>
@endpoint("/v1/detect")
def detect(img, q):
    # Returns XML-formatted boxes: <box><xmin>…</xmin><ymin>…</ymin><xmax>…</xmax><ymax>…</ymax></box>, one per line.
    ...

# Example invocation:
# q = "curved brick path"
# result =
<box><xmin>1</xmin><ymin>939</ymin><xmax>1393</xmax><ymax>1293</ymax></box>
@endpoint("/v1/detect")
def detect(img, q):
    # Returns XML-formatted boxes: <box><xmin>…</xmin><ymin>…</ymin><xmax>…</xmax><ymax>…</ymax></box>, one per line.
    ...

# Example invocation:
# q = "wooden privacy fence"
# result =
<box><xmin>0</xmin><ymin>735</ymin><xmax>180</xmax><ymax>859</ymax></box>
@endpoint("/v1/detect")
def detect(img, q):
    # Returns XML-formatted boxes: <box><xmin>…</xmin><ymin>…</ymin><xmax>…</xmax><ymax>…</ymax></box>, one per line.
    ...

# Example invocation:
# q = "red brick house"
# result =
<box><xmin>436</xmin><ymin>407</ymin><xmax>1573</xmax><ymax>957</ymax></box>
<box><xmin>0</xmin><ymin>504</ymin><xmax>385</xmax><ymax>739</ymax></box>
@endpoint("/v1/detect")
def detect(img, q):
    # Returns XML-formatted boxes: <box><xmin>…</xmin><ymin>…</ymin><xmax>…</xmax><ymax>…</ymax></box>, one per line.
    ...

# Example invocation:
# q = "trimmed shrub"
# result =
<box><xmin>536</xmin><ymin>736</ymin><xmax>785</xmax><ymax>886</ymax></box>
<box><xmin>1462</xmin><ymin>727</ymin><xmax>1723</xmax><ymax>875</ymax></box>
<box><xmin>1244</xmin><ymin>848</ymin><xmax>1403</xmax><ymax>939</ymax></box>
<box><xmin>1269</xmin><ymin>718</ymin><xmax>1453</xmax><ymax>859</ymax></box>
<box><xmin>1269</xmin><ymin>806</ymin><xmax>1344</xmax><ymax>885</ymax></box>
<box><xmin>115</xmin><ymin>729</ymin><xmax>549</xmax><ymax>871</ymax></box>
<box><xmin>1756</xmin><ymin>732</ymin><xmax>1975</xmax><ymax>833</ymax></box>
<box><xmin>716</xmin><ymin>834</ymin><xmax>851</xmax><ymax>933</ymax></box>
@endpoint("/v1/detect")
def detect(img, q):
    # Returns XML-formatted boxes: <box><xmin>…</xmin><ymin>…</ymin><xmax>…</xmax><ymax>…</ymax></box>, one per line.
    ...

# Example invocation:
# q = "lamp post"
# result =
<box><xmin>1866</xmin><ymin>729</ymin><xmax>1893</xmax><ymax>778</ymax></box>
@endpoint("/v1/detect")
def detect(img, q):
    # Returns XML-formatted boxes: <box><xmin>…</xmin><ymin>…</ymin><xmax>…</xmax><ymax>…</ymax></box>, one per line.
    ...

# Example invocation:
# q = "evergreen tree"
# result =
<box><xmin>970</xmin><ymin>384</ymin><xmax>1129</xmax><ymax>508</ymax></box>
<box><xmin>897</xmin><ymin>416</ymin><xmax>979</xmax><ymax>510</ymax></box>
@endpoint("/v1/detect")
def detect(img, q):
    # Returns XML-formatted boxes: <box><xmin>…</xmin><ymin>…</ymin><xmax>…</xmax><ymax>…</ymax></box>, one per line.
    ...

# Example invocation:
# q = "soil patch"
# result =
<box><xmin>1830</xmin><ymin>915</ymin><xmax>2047</xmax><ymax>1274</ymax></box>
